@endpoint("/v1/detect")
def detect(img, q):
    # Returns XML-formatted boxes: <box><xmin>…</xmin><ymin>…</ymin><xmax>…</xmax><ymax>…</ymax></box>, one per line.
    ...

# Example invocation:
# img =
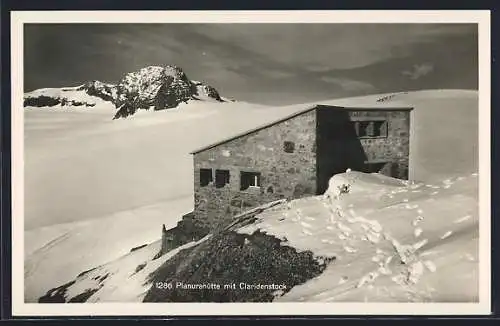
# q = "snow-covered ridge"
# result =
<box><xmin>24</xmin><ymin>65</ymin><xmax>232</xmax><ymax>118</ymax></box>
<box><xmin>23</xmin><ymin>81</ymin><xmax>117</xmax><ymax>109</ymax></box>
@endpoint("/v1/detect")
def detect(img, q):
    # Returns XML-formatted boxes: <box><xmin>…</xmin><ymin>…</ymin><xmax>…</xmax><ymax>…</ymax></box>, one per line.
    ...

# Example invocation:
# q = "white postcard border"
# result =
<box><xmin>10</xmin><ymin>10</ymin><xmax>491</xmax><ymax>316</ymax></box>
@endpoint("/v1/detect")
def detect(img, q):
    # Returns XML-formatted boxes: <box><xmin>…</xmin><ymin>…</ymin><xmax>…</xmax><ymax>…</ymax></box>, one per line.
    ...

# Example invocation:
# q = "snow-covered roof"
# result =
<box><xmin>190</xmin><ymin>103</ymin><xmax>412</xmax><ymax>155</ymax></box>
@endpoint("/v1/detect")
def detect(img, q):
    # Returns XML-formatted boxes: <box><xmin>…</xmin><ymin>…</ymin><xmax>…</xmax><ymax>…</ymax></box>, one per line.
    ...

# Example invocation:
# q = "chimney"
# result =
<box><xmin>160</xmin><ymin>224</ymin><xmax>168</xmax><ymax>255</ymax></box>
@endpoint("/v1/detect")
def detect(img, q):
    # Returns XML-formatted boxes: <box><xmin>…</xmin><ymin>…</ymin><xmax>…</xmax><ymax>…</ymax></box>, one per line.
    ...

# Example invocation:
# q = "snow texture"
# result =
<box><xmin>24</xmin><ymin>89</ymin><xmax>479</xmax><ymax>303</ymax></box>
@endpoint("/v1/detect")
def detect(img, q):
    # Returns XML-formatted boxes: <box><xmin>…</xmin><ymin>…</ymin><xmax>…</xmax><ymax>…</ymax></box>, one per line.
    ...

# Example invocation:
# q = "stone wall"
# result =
<box><xmin>193</xmin><ymin>110</ymin><xmax>317</xmax><ymax>230</ymax></box>
<box><xmin>354</xmin><ymin>110</ymin><xmax>411</xmax><ymax>180</ymax></box>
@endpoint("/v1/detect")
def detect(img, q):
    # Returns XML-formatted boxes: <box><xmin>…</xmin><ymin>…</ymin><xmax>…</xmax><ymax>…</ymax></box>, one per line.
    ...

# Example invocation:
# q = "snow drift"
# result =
<box><xmin>37</xmin><ymin>171</ymin><xmax>479</xmax><ymax>303</ymax></box>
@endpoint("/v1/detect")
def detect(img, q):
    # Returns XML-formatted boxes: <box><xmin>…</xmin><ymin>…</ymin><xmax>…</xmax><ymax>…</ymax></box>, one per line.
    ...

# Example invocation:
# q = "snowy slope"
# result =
<box><xmin>24</xmin><ymin>89</ymin><xmax>479</xmax><ymax>302</ymax></box>
<box><xmin>24</xmin><ymin>100</ymin><xmax>269</xmax><ymax>230</ymax></box>
<box><xmin>38</xmin><ymin>237</ymin><xmax>211</xmax><ymax>303</ymax></box>
<box><xmin>240</xmin><ymin>172</ymin><xmax>479</xmax><ymax>302</ymax></box>
<box><xmin>24</xmin><ymin>195</ymin><xmax>192</xmax><ymax>303</ymax></box>
<box><xmin>38</xmin><ymin>171</ymin><xmax>479</xmax><ymax>303</ymax></box>
<box><xmin>23</xmin><ymin>100</ymin><xmax>269</xmax><ymax>301</ymax></box>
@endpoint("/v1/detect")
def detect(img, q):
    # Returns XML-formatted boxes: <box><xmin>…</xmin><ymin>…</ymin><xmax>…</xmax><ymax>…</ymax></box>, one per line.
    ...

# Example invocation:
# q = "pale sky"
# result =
<box><xmin>24</xmin><ymin>23</ymin><xmax>478</xmax><ymax>105</ymax></box>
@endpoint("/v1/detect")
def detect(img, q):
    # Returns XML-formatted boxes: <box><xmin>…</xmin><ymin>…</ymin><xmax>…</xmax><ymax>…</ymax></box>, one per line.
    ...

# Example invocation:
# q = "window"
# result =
<box><xmin>215</xmin><ymin>169</ymin><xmax>230</xmax><ymax>188</ymax></box>
<box><xmin>353</xmin><ymin>120</ymin><xmax>388</xmax><ymax>138</ymax></box>
<box><xmin>199</xmin><ymin>168</ymin><xmax>213</xmax><ymax>187</ymax></box>
<box><xmin>374</xmin><ymin>121</ymin><xmax>388</xmax><ymax>137</ymax></box>
<box><xmin>240</xmin><ymin>171</ymin><xmax>261</xmax><ymax>190</ymax></box>
<box><xmin>283</xmin><ymin>141</ymin><xmax>295</xmax><ymax>153</ymax></box>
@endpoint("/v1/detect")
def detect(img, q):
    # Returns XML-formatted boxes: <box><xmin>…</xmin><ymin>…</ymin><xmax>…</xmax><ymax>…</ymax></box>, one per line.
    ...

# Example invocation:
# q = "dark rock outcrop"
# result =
<box><xmin>191</xmin><ymin>80</ymin><xmax>224</xmax><ymax>102</ymax></box>
<box><xmin>145</xmin><ymin>202</ymin><xmax>335</xmax><ymax>302</ymax></box>
<box><xmin>81</xmin><ymin>80</ymin><xmax>117</xmax><ymax>102</ymax></box>
<box><xmin>144</xmin><ymin>228</ymin><xmax>334</xmax><ymax>302</ymax></box>
<box><xmin>23</xmin><ymin>95</ymin><xmax>61</xmax><ymax>108</ymax></box>
<box><xmin>113</xmin><ymin>65</ymin><xmax>225</xmax><ymax>119</ymax></box>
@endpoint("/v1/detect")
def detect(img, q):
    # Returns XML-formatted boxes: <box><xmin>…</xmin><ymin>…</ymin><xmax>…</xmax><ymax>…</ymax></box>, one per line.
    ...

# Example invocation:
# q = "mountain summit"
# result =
<box><xmin>113</xmin><ymin>65</ymin><xmax>227</xmax><ymax>119</ymax></box>
<box><xmin>24</xmin><ymin>65</ymin><xmax>231</xmax><ymax>119</ymax></box>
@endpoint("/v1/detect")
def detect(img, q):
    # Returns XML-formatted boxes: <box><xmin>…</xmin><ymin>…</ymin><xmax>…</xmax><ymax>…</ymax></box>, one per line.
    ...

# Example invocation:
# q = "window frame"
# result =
<box><xmin>199</xmin><ymin>168</ymin><xmax>213</xmax><ymax>187</ymax></box>
<box><xmin>352</xmin><ymin>119</ymin><xmax>388</xmax><ymax>139</ymax></box>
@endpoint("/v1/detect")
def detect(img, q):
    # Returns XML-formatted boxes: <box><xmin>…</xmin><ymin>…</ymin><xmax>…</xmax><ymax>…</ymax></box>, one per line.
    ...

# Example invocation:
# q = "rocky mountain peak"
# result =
<box><xmin>113</xmin><ymin>65</ymin><xmax>227</xmax><ymax>119</ymax></box>
<box><xmin>114</xmin><ymin>65</ymin><xmax>193</xmax><ymax>118</ymax></box>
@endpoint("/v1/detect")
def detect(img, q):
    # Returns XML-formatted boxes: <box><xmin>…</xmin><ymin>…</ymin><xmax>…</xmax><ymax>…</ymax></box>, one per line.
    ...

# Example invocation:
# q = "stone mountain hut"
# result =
<box><xmin>190</xmin><ymin>104</ymin><xmax>413</xmax><ymax>230</ymax></box>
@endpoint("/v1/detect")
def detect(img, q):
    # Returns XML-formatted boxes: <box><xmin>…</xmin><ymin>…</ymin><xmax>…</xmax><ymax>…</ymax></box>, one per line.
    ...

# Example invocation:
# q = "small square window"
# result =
<box><xmin>199</xmin><ymin>168</ymin><xmax>213</xmax><ymax>187</ymax></box>
<box><xmin>284</xmin><ymin>141</ymin><xmax>295</xmax><ymax>153</ymax></box>
<box><xmin>215</xmin><ymin>169</ymin><xmax>230</xmax><ymax>188</ymax></box>
<box><xmin>240</xmin><ymin>171</ymin><xmax>261</xmax><ymax>190</ymax></box>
